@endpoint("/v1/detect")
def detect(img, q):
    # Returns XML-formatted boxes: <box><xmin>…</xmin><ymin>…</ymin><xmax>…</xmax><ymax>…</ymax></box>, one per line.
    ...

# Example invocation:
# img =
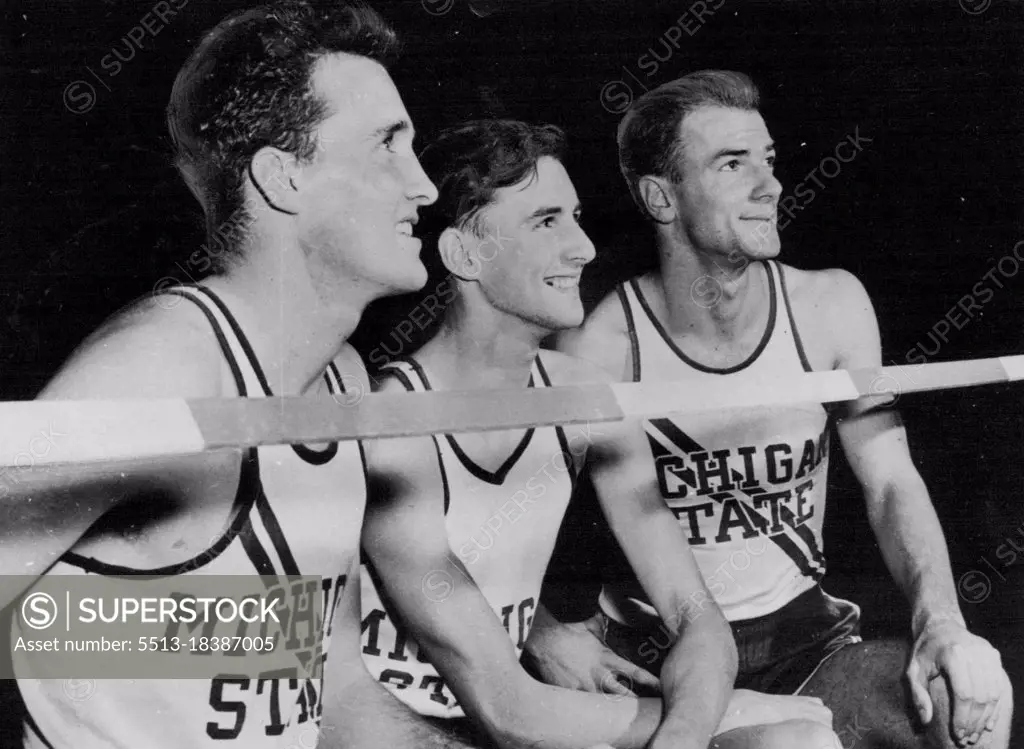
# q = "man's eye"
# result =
<box><xmin>538</xmin><ymin>216</ymin><xmax>556</xmax><ymax>229</ymax></box>
<box><xmin>722</xmin><ymin>159</ymin><xmax>741</xmax><ymax>171</ymax></box>
<box><xmin>382</xmin><ymin>133</ymin><xmax>397</xmax><ymax>152</ymax></box>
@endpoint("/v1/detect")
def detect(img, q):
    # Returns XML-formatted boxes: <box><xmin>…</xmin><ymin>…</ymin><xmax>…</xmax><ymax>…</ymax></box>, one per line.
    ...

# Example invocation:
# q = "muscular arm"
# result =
<box><xmin>571</xmin><ymin>358</ymin><xmax>737</xmax><ymax>749</ymax></box>
<box><xmin>827</xmin><ymin>269</ymin><xmax>1007</xmax><ymax>741</ymax></box>
<box><xmin>526</xmin><ymin>297</ymin><xmax>662</xmax><ymax>695</ymax></box>
<box><xmin>827</xmin><ymin>271</ymin><xmax>962</xmax><ymax>636</ymax></box>
<box><xmin>319</xmin><ymin>556</ymin><xmax>479</xmax><ymax>749</ymax></box>
<box><xmin>0</xmin><ymin>302</ymin><xmax>234</xmax><ymax>608</ymax></box>
<box><xmin>360</xmin><ymin>388</ymin><xmax>664</xmax><ymax>749</ymax></box>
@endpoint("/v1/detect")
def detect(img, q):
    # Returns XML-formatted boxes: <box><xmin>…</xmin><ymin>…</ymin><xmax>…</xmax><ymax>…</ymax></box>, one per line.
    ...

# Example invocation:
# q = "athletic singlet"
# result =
<box><xmin>360</xmin><ymin>355</ymin><xmax>575</xmax><ymax>719</ymax></box>
<box><xmin>600</xmin><ymin>260</ymin><xmax>832</xmax><ymax>623</ymax></box>
<box><xmin>16</xmin><ymin>285</ymin><xmax>364</xmax><ymax>749</ymax></box>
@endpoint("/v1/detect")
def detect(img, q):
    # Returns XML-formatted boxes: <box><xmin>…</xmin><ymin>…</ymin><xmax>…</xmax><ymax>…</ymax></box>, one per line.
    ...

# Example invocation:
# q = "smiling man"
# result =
<box><xmin>0</xmin><ymin>3</ymin><xmax>500</xmax><ymax>748</ymax></box>
<box><xmin>357</xmin><ymin>119</ymin><xmax>843</xmax><ymax>749</ymax></box>
<box><xmin>525</xmin><ymin>70</ymin><xmax>1014</xmax><ymax>749</ymax></box>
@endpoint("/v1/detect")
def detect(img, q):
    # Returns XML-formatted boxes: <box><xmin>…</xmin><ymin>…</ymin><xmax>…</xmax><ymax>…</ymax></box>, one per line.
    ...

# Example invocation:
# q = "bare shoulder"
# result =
<box><xmin>41</xmin><ymin>296</ymin><xmax>224</xmax><ymax>401</ymax></box>
<box><xmin>780</xmin><ymin>263</ymin><xmax>872</xmax><ymax>313</ymax></box>
<box><xmin>554</xmin><ymin>284</ymin><xmax>632</xmax><ymax>380</ymax></box>
<box><xmin>356</xmin><ymin>350</ymin><xmax>439</xmax><ymax>486</ymax></box>
<box><xmin>778</xmin><ymin>262</ymin><xmax>879</xmax><ymax>369</ymax></box>
<box><xmin>537</xmin><ymin>348</ymin><xmax>615</xmax><ymax>387</ymax></box>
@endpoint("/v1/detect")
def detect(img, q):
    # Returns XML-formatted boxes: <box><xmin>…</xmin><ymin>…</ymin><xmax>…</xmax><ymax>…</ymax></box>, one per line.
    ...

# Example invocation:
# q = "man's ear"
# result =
<box><xmin>438</xmin><ymin>227</ymin><xmax>482</xmax><ymax>280</ymax></box>
<box><xmin>638</xmin><ymin>174</ymin><xmax>677</xmax><ymax>225</ymax></box>
<box><xmin>248</xmin><ymin>146</ymin><xmax>302</xmax><ymax>216</ymax></box>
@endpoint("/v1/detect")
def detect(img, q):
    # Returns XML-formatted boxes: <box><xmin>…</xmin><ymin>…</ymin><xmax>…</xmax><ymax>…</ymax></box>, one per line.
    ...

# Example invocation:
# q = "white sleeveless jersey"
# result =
<box><xmin>16</xmin><ymin>285</ymin><xmax>364</xmax><ymax>749</ymax></box>
<box><xmin>360</xmin><ymin>355</ymin><xmax>575</xmax><ymax>719</ymax></box>
<box><xmin>600</xmin><ymin>261</ymin><xmax>831</xmax><ymax>623</ymax></box>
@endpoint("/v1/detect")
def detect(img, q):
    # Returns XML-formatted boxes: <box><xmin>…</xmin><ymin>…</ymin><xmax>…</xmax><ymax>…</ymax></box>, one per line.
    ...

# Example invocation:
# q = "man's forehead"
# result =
<box><xmin>680</xmin><ymin>106</ymin><xmax>771</xmax><ymax>150</ymax></box>
<box><xmin>493</xmin><ymin>157</ymin><xmax>578</xmax><ymax>212</ymax></box>
<box><xmin>312</xmin><ymin>53</ymin><xmax>408</xmax><ymax>131</ymax></box>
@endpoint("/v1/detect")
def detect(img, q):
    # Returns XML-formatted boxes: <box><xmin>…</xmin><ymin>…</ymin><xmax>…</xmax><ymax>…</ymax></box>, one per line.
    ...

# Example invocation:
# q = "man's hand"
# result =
<box><xmin>907</xmin><ymin>619</ymin><xmax>1007</xmax><ymax>746</ymax></box>
<box><xmin>714</xmin><ymin>690</ymin><xmax>834</xmax><ymax>736</ymax></box>
<box><xmin>524</xmin><ymin>613</ymin><xmax>660</xmax><ymax>696</ymax></box>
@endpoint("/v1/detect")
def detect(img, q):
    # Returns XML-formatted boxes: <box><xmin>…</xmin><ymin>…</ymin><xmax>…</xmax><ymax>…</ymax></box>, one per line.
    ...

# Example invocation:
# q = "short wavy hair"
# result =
<box><xmin>167</xmin><ymin>1</ymin><xmax>400</xmax><ymax>270</ymax></box>
<box><xmin>417</xmin><ymin>119</ymin><xmax>567</xmax><ymax>238</ymax></box>
<box><xmin>618</xmin><ymin>70</ymin><xmax>760</xmax><ymax>217</ymax></box>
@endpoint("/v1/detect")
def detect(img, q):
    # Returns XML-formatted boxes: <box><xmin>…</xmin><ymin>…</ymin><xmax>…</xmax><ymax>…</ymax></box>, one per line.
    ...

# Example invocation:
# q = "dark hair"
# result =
<box><xmin>417</xmin><ymin>119</ymin><xmax>566</xmax><ymax>238</ymax></box>
<box><xmin>167</xmin><ymin>1</ymin><xmax>400</xmax><ymax>270</ymax></box>
<box><xmin>617</xmin><ymin>70</ymin><xmax>760</xmax><ymax>217</ymax></box>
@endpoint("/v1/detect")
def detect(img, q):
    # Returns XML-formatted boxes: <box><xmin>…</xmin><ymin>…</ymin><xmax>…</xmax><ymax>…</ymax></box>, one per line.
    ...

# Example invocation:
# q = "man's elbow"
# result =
<box><xmin>684</xmin><ymin>605</ymin><xmax>738</xmax><ymax>680</ymax></box>
<box><xmin>707</xmin><ymin>609</ymin><xmax>739</xmax><ymax>682</ymax></box>
<box><xmin>721</xmin><ymin>629</ymin><xmax>739</xmax><ymax>683</ymax></box>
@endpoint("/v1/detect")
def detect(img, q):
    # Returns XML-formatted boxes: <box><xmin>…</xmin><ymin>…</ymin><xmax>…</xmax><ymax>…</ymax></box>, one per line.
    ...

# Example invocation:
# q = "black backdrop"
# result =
<box><xmin>1</xmin><ymin>0</ymin><xmax>1022</xmax><ymax>742</ymax></box>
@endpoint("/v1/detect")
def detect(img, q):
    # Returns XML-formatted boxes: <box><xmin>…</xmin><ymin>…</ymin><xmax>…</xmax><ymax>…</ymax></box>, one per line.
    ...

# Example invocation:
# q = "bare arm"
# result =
<box><xmin>828</xmin><ymin>270</ymin><xmax>1006</xmax><ymax>742</ymax></box>
<box><xmin>577</xmin><ymin>361</ymin><xmax>736</xmax><ymax>749</ymax></box>
<box><xmin>527</xmin><ymin>296</ymin><xmax>662</xmax><ymax>694</ymax></box>
<box><xmin>828</xmin><ymin>271</ymin><xmax>961</xmax><ymax>636</ymax></box>
<box><xmin>360</xmin><ymin>400</ymin><xmax>663</xmax><ymax>749</ymax></box>
<box><xmin>319</xmin><ymin>556</ymin><xmax>480</xmax><ymax>749</ymax></box>
<box><xmin>0</xmin><ymin>302</ymin><xmax>234</xmax><ymax>607</ymax></box>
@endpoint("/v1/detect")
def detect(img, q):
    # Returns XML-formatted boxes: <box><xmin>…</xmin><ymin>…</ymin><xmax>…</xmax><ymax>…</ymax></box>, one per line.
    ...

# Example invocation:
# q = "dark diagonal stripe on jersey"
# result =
<box><xmin>647</xmin><ymin>418</ymin><xmax>824</xmax><ymax>580</ymax></box>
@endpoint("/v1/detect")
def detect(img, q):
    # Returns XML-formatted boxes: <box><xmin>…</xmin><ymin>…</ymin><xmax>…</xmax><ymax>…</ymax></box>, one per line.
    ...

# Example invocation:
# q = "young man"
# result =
<box><xmin>356</xmin><ymin>119</ymin><xmax>842</xmax><ymax>749</ymax></box>
<box><xmin>528</xmin><ymin>71</ymin><xmax>1013</xmax><ymax>749</ymax></box>
<box><xmin>3</xmin><ymin>3</ymin><xmax>483</xmax><ymax>747</ymax></box>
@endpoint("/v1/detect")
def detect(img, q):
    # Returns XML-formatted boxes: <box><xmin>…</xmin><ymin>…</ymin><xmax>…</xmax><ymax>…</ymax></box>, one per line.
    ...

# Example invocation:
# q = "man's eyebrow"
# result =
<box><xmin>371</xmin><ymin>120</ymin><xmax>411</xmax><ymax>141</ymax></box>
<box><xmin>708</xmin><ymin>142</ymin><xmax>775</xmax><ymax>162</ymax></box>
<box><xmin>524</xmin><ymin>205</ymin><xmax>563</xmax><ymax>222</ymax></box>
<box><xmin>709</xmin><ymin>147</ymin><xmax>750</xmax><ymax>162</ymax></box>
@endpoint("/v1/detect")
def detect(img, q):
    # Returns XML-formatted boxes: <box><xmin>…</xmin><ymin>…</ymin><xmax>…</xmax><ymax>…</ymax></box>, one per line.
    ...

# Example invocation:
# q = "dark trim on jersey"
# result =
<box><xmin>380</xmin><ymin>361</ymin><xmax>454</xmax><ymax>515</ymax></box>
<box><xmin>61</xmin><ymin>452</ymin><xmax>265</xmax><ymax>576</ymax></box>
<box><xmin>435</xmin><ymin>436</ymin><xmax>452</xmax><ymax>515</ymax></box>
<box><xmin>60</xmin><ymin>287</ymin><xmax>275</xmax><ymax>578</ymax></box>
<box><xmin>238</xmin><ymin>511</ymin><xmax>279</xmax><ymax>577</ymax></box>
<box><xmin>196</xmin><ymin>285</ymin><xmax>338</xmax><ymax>465</ymax></box>
<box><xmin>254</xmin><ymin>491</ymin><xmax>301</xmax><ymax>576</ymax></box>
<box><xmin>356</xmin><ymin>438</ymin><xmax>372</xmax><ymax>567</ymax></box>
<box><xmin>629</xmin><ymin>261</ymin><xmax>778</xmax><ymax>375</ymax></box>
<box><xmin>394</xmin><ymin>354</ymin><xmax>430</xmax><ymax>387</ymax></box>
<box><xmin>647</xmin><ymin>417</ymin><xmax>826</xmax><ymax>580</ymax></box>
<box><xmin>156</xmin><ymin>286</ymin><xmax>250</xmax><ymax>396</ymax></box>
<box><xmin>617</xmin><ymin>284</ymin><xmax>642</xmax><ymax>382</ymax></box>
<box><xmin>196</xmin><ymin>285</ymin><xmax>276</xmax><ymax>396</ymax></box>
<box><xmin>25</xmin><ymin>710</ymin><xmax>57</xmax><ymax>749</ymax></box>
<box><xmin>535</xmin><ymin>355</ymin><xmax>578</xmax><ymax>494</ymax></box>
<box><xmin>379</xmin><ymin>360</ymin><xmax>419</xmax><ymax>393</ymax></box>
<box><xmin>59</xmin><ymin>454</ymin><xmax>262</xmax><ymax>577</ymax></box>
<box><xmin>399</xmin><ymin>355</ymin><xmax>538</xmax><ymax>486</ymax></box>
<box><xmin>774</xmin><ymin>261</ymin><xmax>814</xmax><ymax>374</ymax></box>
<box><xmin>291</xmin><ymin>364</ymin><xmax>340</xmax><ymax>465</ymax></box>
<box><xmin>445</xmin><ymin>410</ymin><xmax>536</xmax><ymax>485</ymax></box>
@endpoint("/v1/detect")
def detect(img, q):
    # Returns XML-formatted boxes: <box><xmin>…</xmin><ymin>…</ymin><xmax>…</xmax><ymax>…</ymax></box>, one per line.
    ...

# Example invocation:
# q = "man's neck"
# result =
<box><xmin>421</xmin><ymin>299</ymin><xmax>545</xmax><ymax>391</ymax></box>
<box><xmin>655</xmin><ymin>236</ymin><xmax>768</xmax><ymax>344</ymax></box>
<box><xmin>204</xmin><ymin>245</ymin><xmax>367</xmax><ymax>397</ymax></box>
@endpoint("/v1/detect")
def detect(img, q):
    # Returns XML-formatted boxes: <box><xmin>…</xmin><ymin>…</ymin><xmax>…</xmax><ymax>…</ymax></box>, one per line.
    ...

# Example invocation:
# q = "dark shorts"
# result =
<box><xmin>602</xmin><ymin>584</ymin><xmax>862</xmax><ymax>695</ymax></box>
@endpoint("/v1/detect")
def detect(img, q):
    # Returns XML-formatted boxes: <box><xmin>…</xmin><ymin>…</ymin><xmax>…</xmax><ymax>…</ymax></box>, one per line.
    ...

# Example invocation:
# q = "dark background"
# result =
<box><xmin>1</xmin><ymin>0</ymin><xmax>1022</xmax><ymax>744</ymax></box>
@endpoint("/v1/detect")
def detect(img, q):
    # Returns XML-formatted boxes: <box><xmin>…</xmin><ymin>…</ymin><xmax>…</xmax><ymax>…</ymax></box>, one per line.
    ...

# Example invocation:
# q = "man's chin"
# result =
<box><xmin>394</xmin><ymin>263</ymin><xmax>429</xmax><ymax>294</ymax></box>
<box><xmin>550</xmin><ymin>308</ymin><xmax>586</xmax><ymax>332</ymax></box>
<box><xmin>750</xmin><ymin>233</ymin><xmax>781</xmax><ymax>258</ymax></box>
